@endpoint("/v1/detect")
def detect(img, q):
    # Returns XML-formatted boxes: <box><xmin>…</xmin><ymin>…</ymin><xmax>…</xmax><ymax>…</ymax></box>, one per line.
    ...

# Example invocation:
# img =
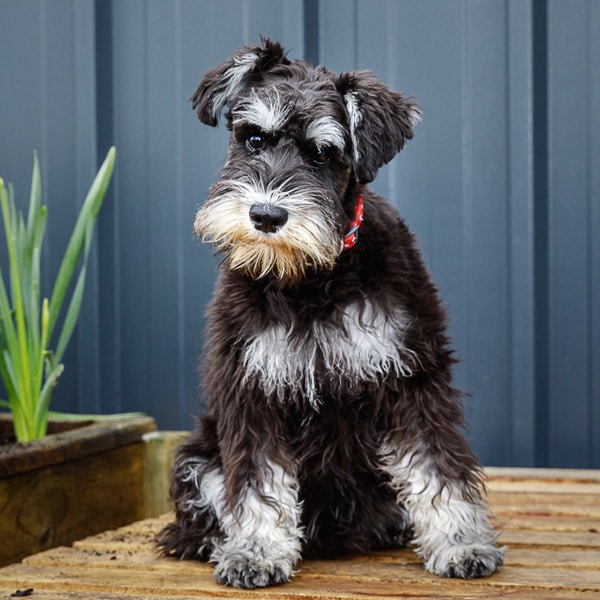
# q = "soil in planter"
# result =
<box><xmin>0</xmin><ymin>429</ymin><xmax>14</xmax><ymax>447</ymax></box>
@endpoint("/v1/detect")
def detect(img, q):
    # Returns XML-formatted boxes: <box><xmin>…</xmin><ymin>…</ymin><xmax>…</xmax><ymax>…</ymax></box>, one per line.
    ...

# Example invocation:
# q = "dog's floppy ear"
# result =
<box><xmin>336</xmin><ymin>71</ymin><xmax>421</xmax><ymax>184</ymax></box>
<box><xmin>191</xmin><ymin>38</ymin><xmax>289</xmax><ymax>126</ymax></box>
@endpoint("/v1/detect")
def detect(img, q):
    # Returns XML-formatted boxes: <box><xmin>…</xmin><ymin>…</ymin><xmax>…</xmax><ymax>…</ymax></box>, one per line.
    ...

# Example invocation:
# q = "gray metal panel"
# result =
<box><xmin>507</xmin><ymin>0</ymin><xmax>536</xmax><ymax>466</ymax></box>
<box><xmin>547</xmin><ymin>0</ymin><xmax>599</xmax><ymax>467</ymax></box>
<box><xmin>0</xmin><ymin>0</ymin><xmax>598</xmax><ymax>467</ymax></box>
<box><xmin>451</xmin><ymin>1</ymin><xmax>513</xmax><ymax>466</ymax></box>
<box><xmin>0</xmin><ymin>0</ymin><xmax>101</xmax><ymax>415</ymax></box>
<box><xmin>592</xmin><ymin>0</ymin><xmax>600</xmax><ymax>469</ymax></box>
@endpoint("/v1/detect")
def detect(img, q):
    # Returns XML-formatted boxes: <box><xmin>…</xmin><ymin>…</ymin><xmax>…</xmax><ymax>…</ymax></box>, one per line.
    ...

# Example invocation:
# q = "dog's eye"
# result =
<box><xmin>313</xmin><ymin>147</ymin><xmax>329</xmax><ymax>165</ymax></box>
<box><xmin>246</xmin><ymin>134</ymin><xmax>265</xmax><ymax>152</ymax></box>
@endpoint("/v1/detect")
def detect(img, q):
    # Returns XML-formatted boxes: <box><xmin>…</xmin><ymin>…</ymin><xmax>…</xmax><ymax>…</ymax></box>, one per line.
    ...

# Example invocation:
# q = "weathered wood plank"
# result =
<box><xmin>142</xmin><ymin>431</ymin><xmax>189</xmax><ymax>517</ymax></box>
<box><xmin>1</xmin><ymin>469</ymin><xmax>599</xmax><ymax>599</ymax></box>
<box><xmin>491</xmin><ymin>491</ymin><xmax>600</xmax><ymax>506</ymax></box>
<box><xmin>0</xmin><ymin>594</ymin><xmax>177</xmax><ymax>600</ymax></box>
<box><xmin>15</xmin><ymin>541</ymin><xmax>600</xmax><ymax>592</ymax></box>
<box><xmin>487</xmin><ymin>478</ymin><xmax>600</xmax><ymax>495</ymax></box>
<box><xmin>498</xmin><ymin>529</ymin><xmax>600</xmax><ymax>549</ymax></box>
<box><xmin>25</xmin><ymin>544</ymin><xmax>600</xmax><ymax>572</ymax></box>
<box><xmin>491</xmin><ymin>502</ymin><xmax>600</xmax><ymax>518</ymax></box>
<box><xmin>0</xmin><ymin>581</ymin><xmax>598</xmax><ymax>600</ymax></box>
<box><xmin>505</xmin><ymin>548</ymin><xmax>600</xmax><ymax>569</ymax></box>
<box><xmin>497</xmin><ymin>514</ymin><xmax>600</xmax><ymax>532</ymax></box>
<box><xmin>485</xmin><ymin>467</ymin><xmax>600</xmax><ymax>482</ymax></box>
<box><xmin>1</xmin><ymin>561</ymin><xmax>599</xmax><ymax>596</ymax></box>
<box><xmin>68</xmin><ymin>516</ymin><xmax>600</xmax><ymax>553</ymax></box>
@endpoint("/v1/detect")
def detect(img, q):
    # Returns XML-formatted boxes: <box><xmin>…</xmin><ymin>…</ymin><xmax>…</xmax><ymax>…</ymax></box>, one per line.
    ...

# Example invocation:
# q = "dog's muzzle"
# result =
<box><xmin>249</xmin><ymin>203</ymin><xmax>289</xmax><ymax>233</ymax></box>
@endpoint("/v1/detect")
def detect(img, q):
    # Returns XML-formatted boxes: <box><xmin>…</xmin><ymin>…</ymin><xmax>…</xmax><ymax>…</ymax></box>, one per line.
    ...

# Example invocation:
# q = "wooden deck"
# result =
<box><xmin>1</xmin><ymin>467</ymin><xmax>598</xmax><ymax>599</ymax></box>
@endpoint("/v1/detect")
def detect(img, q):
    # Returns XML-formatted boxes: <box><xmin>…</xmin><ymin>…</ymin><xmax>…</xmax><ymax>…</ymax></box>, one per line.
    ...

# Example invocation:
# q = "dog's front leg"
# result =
<box><xmin>211</xmin><ymin>445</ymin><xmax>303</xmax><ymax>589</ymax></box>
<box><xmin>380</xmin><ymin>437</ymin><xmax>504</xmax><ymax>578</ymax></box>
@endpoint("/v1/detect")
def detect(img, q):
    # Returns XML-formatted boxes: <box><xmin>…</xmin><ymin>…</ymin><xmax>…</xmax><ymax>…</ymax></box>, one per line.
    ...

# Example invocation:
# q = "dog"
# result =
<box><xmin>157</xmin><ymin>38</ymin><xmax>504</xmax><ymax>589</ymax></box>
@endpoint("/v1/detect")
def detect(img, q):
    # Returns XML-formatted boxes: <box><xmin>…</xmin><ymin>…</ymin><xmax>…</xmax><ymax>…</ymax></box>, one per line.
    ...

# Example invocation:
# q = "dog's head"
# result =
<box><xmin>192</xmin><ymin>38</ymin><xmax>420</xmax><ymax>284</ymax></box>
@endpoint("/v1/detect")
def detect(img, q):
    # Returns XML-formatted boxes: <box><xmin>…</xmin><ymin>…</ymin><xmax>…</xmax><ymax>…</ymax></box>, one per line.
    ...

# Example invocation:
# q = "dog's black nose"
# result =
<box><xmin>249</xmin><ymin>204</ymin><xmax>289</xmax><ymax>233</ymax></box>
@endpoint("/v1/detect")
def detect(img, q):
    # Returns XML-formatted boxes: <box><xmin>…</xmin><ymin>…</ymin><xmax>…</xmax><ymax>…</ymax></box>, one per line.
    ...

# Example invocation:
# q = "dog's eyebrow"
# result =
<box><xmin>305</xmin><ymin>116</ymin><xmax>346</xmax><ymax>151</ymax></box>
<box><xmin>232</xmin><ymin>90</ymin><xmax>290</xmax><ymax>133</ymax></box>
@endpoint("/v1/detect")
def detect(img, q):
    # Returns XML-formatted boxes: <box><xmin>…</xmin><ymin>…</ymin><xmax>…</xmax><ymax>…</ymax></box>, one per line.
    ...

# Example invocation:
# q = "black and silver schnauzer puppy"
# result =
<box><xmin>158</xmin><ymin>38</ymin><xmax>504</xmax><ymax>589</ymax></box>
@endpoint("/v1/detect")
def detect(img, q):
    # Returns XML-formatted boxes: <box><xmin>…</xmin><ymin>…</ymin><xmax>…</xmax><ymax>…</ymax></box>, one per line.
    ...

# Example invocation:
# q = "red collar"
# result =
<box><xmin>343</xmin><ymin>195</ymin><xmax>364</xmax><ymax>250</ymax></box>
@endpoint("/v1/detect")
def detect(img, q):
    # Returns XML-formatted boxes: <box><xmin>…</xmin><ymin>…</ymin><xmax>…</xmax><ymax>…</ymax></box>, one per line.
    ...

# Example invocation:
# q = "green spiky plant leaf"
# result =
<box><xmin>0</xmin><ymin>147</ymin><xmax>116</xmax><ymax>442</ymax></box>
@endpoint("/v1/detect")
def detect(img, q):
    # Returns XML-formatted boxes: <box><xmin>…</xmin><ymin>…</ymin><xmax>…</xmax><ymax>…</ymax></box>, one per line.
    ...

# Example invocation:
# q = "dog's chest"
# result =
<box><xmin>241</xmin><ymin>301</ymin><xmax>415</xmax><ymax>406</ymax></box>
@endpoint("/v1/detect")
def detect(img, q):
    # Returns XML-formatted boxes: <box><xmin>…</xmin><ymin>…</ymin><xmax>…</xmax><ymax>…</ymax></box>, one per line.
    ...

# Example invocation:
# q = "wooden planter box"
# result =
<box><xmin>0</xmin><ymin>414</ymin><xmax>159</xmax><ymax>567</ymax></box>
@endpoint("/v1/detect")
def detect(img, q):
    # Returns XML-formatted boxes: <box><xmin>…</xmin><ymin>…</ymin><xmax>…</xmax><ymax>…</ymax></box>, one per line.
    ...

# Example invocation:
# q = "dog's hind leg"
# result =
<box><xmin>379</xmin><ymin>437</ymin><xmax>504</xmax><ymax>578</ymax></box>
<box><xmin>156</xmin><ymin>418</ymin><xmax>225</xmax><ymax>560</ymax></box>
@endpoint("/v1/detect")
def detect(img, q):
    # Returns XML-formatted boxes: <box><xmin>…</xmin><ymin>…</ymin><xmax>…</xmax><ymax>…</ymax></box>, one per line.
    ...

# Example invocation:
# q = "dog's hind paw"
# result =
<box><xmin>213</xmin><ymin>555</ymin><xmax>294</xmax><ymax>588</ymax></box>
<box><xmin>426</xmin><ymin>544</ymin><xmax>505</xmax><ymax>579</ymax></box>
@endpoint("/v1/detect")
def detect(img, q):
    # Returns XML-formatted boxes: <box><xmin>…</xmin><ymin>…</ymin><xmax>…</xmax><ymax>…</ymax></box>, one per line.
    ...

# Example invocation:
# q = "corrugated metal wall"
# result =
<box><xmin>0</xmin><ymin>0</ymin><xmax>598</xmax><ymax>467</ymax></box>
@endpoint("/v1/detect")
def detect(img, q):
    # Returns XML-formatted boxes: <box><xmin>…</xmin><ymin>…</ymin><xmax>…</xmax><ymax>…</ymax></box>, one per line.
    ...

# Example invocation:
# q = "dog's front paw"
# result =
<box><xmin>426</xmin><ymin>543</ymin><xmax>504</xmax><ymax>579</ymax></box>
<box><xmin>213</xmin><ymin>553</ymin><xmax>294</xmax><ymax>588</ymax></box>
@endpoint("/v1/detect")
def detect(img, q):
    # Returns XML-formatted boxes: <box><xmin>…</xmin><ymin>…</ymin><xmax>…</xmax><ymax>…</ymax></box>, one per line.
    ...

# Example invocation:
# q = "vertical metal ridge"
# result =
<box><xmin>94</xmin><ymin>0</ymin><xmax>121</xmax><ymax>411</ymax></box>
<box><xmin>504</xmin><ymin>0</ymin><xmax>514</xmax><ymax>466</ymax></box>
<box><xmin>303</xmin><ymin>0</ymin><xmax>320</xmax><ymax>64</ymax></box>
<box><xmin>532</xmin><ymin>0</ymin><xmax>549</xmax><ymax>467</ymax></box>
<box><xmin>94</xmin><ymin>0</ymin><xmax>114</xmax><ymax>164</ymax></box>
<box><xmin>74</xmin><ymin>1</ymin><xmax>102</xmax><ymax>413</ymax></box>
<box><xmin>506</xmin><ymin>0</ymin><xmax>536</xmax><ymax>466</ymax></box>
<box><xmin>460</xmin><ymin>0</ymin><xmax>473</xmax><ymax>420</ymax></box>
<box><xmin>174</xmin><ymin>0</ymin><xmax>187</xmax><ymax>420</ymax></box>
<box><xmin>589</xmin><ymin>0</ymin><xmax>600</xmax><ymax>466</ymax></box>
<box><xmin>585</xmin><ymin>0</ymin><xmax>596</xmax><ymax>467</ymax></box>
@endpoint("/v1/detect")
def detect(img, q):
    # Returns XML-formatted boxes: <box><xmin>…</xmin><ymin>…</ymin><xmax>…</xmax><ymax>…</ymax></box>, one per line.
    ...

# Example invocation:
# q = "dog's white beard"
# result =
<box><xmin>194</xmin><ymin>180</ymin><xmax>342</xmax><ymax>283</ymax></box>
